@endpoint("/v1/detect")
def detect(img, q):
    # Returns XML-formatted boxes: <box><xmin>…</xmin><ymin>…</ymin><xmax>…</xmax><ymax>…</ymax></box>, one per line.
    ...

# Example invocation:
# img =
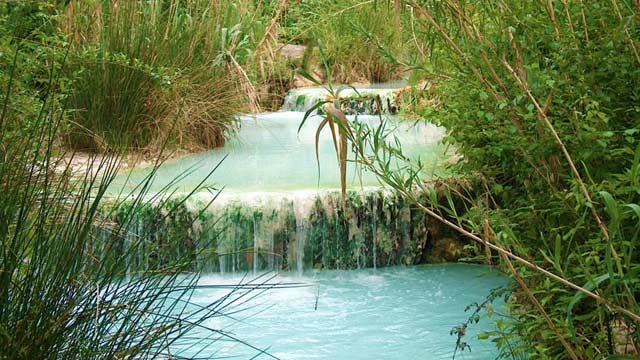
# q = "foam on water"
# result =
<box><xmin>174</xmin><ymin>264</ymin><xmax>506</xmax><ymax>359</ymax></box>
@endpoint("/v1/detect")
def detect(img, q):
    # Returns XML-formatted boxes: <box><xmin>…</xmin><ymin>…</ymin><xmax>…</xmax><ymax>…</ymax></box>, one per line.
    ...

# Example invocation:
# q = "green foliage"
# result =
<box><xmin>326</xmin><ymin>0</ymin><xmax>640</xmax><ymax>357</ymax></box>
<box><xmin>282</xmin><ymin>0</ymin><xmax>404</xmax><ymax>83</ymax></box>
<box><xmin>1</xmin><ymin>0</ymin><xmax>61</xmax><ymax>40</ymax></box>
<box><xmin>63</xmin><ymin>0</ymin><xmax>256</xmax><ymax>152</ymax></box>
<box><xmin>1</xmin><ymin>0</ymin><xmax>414</xmax><ymax>153</ymax></box>
<box><xmin>0</xmin><ymin>1</ymin><xmax>65</xmax><ymax>142</ymax></box>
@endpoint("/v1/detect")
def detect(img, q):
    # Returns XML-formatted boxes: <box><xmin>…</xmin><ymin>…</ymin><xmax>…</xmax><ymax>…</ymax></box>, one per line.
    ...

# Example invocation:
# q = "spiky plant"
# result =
<box><xmin>0</xmin><ymin>44</ymin><xmax>276</xmax><ymax>359</ymax></box>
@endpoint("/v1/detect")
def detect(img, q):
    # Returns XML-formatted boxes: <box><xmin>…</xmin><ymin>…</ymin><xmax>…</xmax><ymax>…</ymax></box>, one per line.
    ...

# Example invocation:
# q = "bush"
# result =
<box><xmin>0</xmin><ymin>1</ymin><xmax>64</xmax><ymax>143</ymax></box>
<box><xmin>336</xmin><ymin>0</ymin><xmax>640</xmax><ymax>357</ymax></box>
<box><xmin>62</xmin><ymin>0</ymin><xmax>265</xmax><ymax>152</ymax></box>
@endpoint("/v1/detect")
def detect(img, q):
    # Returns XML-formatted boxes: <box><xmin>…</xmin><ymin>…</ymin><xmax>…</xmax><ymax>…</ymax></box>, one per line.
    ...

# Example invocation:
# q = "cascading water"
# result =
<box><xmin>102</xmin><ymin>84</ymin><xmax>506</xmax><ymax>359</ymax></box>
<box><xmin>281</xmin><ymin>82</ymin><xmax>407</xmax><ymax>114</ymax></box>
<box><xmin>107</xmin><ymin>189</ymin><xmax>466</xmax><ymax>273</ymax></box>
<box><xmin>107</xmin><ymin>83</ymin><xmax>459</xmax><ymax>274</ymax></box>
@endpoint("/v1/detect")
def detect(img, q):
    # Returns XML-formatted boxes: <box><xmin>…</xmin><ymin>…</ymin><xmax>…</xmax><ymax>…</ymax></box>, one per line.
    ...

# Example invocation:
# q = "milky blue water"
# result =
<box><xmin>173</xmin><ymin>264</ymin><xmax>506</xmax><ymax>360</ymax></box>
<box><xmin>109</xmin><ymin>86</ymin><xmax>502</xmax><ymax>359</ymax></box>
<box><xmin>110</xmin><ymin>112</ymin><xmax>449</xmax><ymax>195</ymax></box>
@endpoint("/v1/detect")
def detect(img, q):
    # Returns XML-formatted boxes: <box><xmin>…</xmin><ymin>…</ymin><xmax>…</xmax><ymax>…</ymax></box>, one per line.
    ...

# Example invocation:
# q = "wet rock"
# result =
<box><xmin>100</xmin><ymin>187</ymin><xmax>477</xmax><ymax>273</ymax></box>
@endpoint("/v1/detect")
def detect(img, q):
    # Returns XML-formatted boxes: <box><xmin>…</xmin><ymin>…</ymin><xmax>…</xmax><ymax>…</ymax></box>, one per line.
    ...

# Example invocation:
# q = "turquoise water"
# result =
<box><xmin>107</xmin><ymin>88</ymin><xmax>499</xmax><ymax>359</ymax></box>
<box><xmin>110</xmin><ymin>112</ymin><xmax>448</xmax><ymax>194</ymax></box>
<box><xmin>174</xmin><ymin>264</ymin><xmax>506</xmax><ymax>359</ymax></box>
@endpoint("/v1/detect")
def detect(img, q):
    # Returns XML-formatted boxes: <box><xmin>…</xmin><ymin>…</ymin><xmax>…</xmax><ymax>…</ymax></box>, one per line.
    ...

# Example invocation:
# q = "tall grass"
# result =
<box><xmin>0</xmin><ymin>44</ymin><xmax>277</xmax><ymax>359</ymax></box>
<box><xmin>63</xmin><ymin>0</ymin><xmax>262</xmax><ymax>152</ymax></box>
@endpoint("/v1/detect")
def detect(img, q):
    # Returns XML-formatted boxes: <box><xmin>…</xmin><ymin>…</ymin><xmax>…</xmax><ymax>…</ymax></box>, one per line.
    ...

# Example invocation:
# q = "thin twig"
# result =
<box><xmin>346</xmin><ymin>124</ymin><xmax>640</xmax><ymax>323</ymax></box>
<box><xmin>500</xmin><ymin>251</ymin><xmax>579</xmax><ymax>360</ymax></box>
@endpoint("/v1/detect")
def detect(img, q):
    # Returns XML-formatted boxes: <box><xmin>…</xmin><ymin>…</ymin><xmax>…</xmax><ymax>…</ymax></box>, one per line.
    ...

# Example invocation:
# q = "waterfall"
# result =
<box><xmin>103</xmin><ymin>83</ymin><xmax>464</xmax><ymax>273</ymax></box>
<box><xmin>103</xmin><ymin>189</ymin><xmax>466</xmax><ymax>273</ymax></box>
<box><xmin>281</xmin><ymin>82</ymin><xmax>407</xmax><ymax>114</ymax></box>
<box><xmin>371</xmin><ymin>201</ymin><xmax>377</xmax><ymax>270</ymax></box>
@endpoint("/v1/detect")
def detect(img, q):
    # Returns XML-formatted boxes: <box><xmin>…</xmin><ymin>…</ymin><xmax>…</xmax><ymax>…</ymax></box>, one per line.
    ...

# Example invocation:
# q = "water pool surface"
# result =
<box><xmin>110</xmin><ymin>112</ymin><xmax>448</xmax><ymax>195</ymax></box>
<box><xmin>175</xmin><ymin>264</ymin><xmax>506</xmax><ymax>359</ymax></box>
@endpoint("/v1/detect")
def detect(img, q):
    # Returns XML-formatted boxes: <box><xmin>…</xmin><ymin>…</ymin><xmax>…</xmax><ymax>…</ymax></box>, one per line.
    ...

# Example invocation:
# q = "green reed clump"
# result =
<box><xmin>282</xmin><ymin>0</ymin><xmax>404</xmax><ymax>83</ymax></box>
<box><xmin>63</xmin><ymin>0</ymin><xmax>261</xmax><ymax>152</ymax></box>
<box><xmin>0</xmin><ymin>44</ymin><xmax>273</xmax><ymax>359</ymax></box>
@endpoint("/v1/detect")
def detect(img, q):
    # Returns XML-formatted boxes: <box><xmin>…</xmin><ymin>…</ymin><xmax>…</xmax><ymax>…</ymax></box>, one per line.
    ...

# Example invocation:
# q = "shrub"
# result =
<box><xmin>325</xmin><ymin>0</ymin><xmax>640</xmax><ymax>357</ymax></box>
<box><xmin>63</xmin><ymin>0</ymin><xmax>257</xmax><ymax>152</ymax></box>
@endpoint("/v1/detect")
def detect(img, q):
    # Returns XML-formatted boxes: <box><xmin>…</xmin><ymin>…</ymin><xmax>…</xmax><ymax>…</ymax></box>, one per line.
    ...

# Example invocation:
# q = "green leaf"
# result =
<box><xmin>624</xmin><ymin>203</ymin><xmax>640</xmax><ymax>221</ymax></box>
<box><xmin>294</xmin><ymin>67</ymin><xmax>322</xmax><ymax>86</ymax></box>
<box><xmin>298</xmin><ymin>100</ymin><xmax>328</xmax><ymax>134</ymax></box>
<box><xmin>567</xmin><ymin>273</ymin><xmax>610</xmax><ymax>335</ymax></box>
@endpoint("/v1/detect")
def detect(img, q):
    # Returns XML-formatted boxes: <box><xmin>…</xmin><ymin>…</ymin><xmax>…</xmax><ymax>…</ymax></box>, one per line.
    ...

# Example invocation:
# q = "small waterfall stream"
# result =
<box><xmin>106</xmin><ymin>84</ymin><xmax>461</xmax><ymax>274</ymax></box>
<box><xmin>281</xmin><ymin>82</ymin><xmax>406</xmax><ymax>114</ymax></box>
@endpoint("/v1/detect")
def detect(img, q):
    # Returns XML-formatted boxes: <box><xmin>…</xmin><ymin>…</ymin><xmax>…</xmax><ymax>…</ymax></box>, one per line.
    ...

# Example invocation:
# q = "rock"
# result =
<box><xmin>280</xmin><ymin>44</ymin><xmax>306</xmax><ymax>61</ymax></box>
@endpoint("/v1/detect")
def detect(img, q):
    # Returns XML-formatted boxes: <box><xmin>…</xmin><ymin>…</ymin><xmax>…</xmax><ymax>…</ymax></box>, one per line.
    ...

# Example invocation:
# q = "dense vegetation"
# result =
<box><xmin>2</xmin><ymin>0</ymin><xmax>639</xmax><ymax>359</ymax></box>
<box><xmin>0</xmin><ymin>40</ymin><xmax>268</xmax><ymax>360</ymax></box>
<box><xmin>332</xmin><ymin>1</ymin><xmax>640</xmax><ymax>358</ymax></box>
<box><xmin>281</xmin><ymin>0</ymin><xmax>403</xmax><ymax>83</ymax></box>
<box><xmin>3</xmin><ymin>0</ymin><xmax>280</xmax><ymax>153</ymax></box>
<box><xmin>1</xmin><ymin>0</ymin><xmax>409</xmax><ymax>153</ymax></box>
